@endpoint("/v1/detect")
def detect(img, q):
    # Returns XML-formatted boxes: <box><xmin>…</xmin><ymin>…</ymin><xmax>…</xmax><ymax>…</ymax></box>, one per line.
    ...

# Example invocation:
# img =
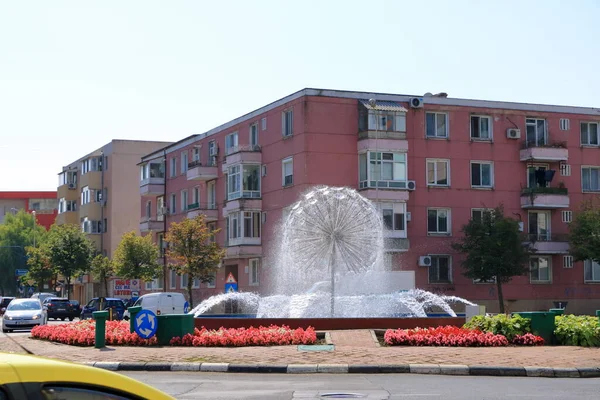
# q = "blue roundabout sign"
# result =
<box><xmin>133</xmin><ymin>309</ymin><xmax>158</xmax><ymax>339</ymax></box>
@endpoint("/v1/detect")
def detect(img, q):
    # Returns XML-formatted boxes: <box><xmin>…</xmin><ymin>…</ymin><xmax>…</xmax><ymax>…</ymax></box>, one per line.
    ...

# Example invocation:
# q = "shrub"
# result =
<box><xmin>511</xmin><ymin>333</ymin><xmax>544</xmax><ymax>346</ymax></box>
<box><xmin>554</xmin><ymin>315</ymin><xmax>600</xmax><ymax>347</ymax></box>
<box><xmin>463</xmin><ymin>314</ymin><xmax>531</xmax><ymax>341</ymax></box>
<box><xmin>169</xmin><ymin>325</ymin><xmax>317</xmax><ymax>347</ymax></box>
<box><xmin>384</xmin><ymin>326</ymin><xmax>509</xmax><ymax>347</ymax></box>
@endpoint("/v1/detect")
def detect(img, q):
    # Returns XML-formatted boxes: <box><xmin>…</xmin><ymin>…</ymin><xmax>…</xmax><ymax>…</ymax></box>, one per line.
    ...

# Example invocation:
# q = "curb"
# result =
<box><xmin>89</xmin><ymin>362</ymin><xmax>600</xmax><ymax>378</ymax></box>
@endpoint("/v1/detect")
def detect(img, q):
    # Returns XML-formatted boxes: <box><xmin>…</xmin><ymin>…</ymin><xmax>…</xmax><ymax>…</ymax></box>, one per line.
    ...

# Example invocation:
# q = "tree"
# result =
<box><xmin>452</xmin><ymin>205</ymin><xmax>533</xmax><ymax>313</ymax></box>
<box><xmin>22</xmin><ymin>246</ymin><xmax>54</xmax><ymax>290</ymax></box>
<box><xmin>165</xmin><ymin>215</ymin><xmax>225</xmax><ymax>308</ymax></box>
<box><xmin>113</xmin><ymin>231</ymin><xmax>161</xmax><ymax>282</ymax></box>
<box><xmin>45</xmin><ymin>224</ymin><xmax>95</xmax><ymax>299</ymax></box>
<box><xmin>0</xmin><ymin>210</ymin><xmax>47</xmax><ymax>296</ymax></box>
<box><xmin>568</xmin><ymin>199</ymin><xmax>600</xmax><ymax>265</ymax></box>
<box><xmin>90</xmin><ymin>254</ymin><xmax>115</xmax><ymax>297</ymax></box>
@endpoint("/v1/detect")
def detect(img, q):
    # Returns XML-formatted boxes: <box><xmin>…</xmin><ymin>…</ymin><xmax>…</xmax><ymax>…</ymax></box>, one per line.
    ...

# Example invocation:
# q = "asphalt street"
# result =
<box><xmin>1</xmin><ymin>317</ymin><xmax>73</xmax><ymax>337</ymax></box>
<box><xmin>121</xmin><ymin>372</ymin><xmax>600</xmax><ymax>400</ymax></box>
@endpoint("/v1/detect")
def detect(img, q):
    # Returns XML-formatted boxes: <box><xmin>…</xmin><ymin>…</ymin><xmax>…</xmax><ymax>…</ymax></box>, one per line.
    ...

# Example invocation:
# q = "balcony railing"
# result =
<box><xmin>186</xmin><ymin>202</ymin><xmax>217</xmax><ymax>211</ymax></box>
<box><xmin>521</xmin><ymin>187</ymin><xmax>568</xmax><ymax>196</ymax></box>
<box><xmin>225</xmin><ymin>145</ymin><xmax>262</xmax><ymax>156</ymax></box>
<box><xmin>521</xmin><ymin>140</ymin><xmax>567</xmax><ymax>150</ymax></box>
<box><xmin>188</xmin><ymin>159</ymin><xmax>217</xmax><ymax>169</ymax></box>
<box><xmin>526</xmin><ymin>233</ymin><xmax>569</xmax><ymax>242</ymax></box>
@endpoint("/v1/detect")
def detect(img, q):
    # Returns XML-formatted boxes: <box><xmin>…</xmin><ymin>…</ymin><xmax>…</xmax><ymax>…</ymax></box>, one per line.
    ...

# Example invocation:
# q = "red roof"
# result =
<box><xmin>0</xmin><ymin>191</ymin><xmax>57</xmax><ymax>199</ymax></box>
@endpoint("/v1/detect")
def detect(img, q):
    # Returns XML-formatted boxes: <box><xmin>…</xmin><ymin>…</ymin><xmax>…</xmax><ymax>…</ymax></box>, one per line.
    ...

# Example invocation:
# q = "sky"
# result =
<box><xmin>1</xmin><ymin>0</ymin><xmax>599</xmax><ymax>191</ymax></box>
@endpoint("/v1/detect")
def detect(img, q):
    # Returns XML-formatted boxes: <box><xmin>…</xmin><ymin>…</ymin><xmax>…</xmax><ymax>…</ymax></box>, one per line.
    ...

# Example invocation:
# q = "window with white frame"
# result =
<box><xmin>227</xmin><ymin>164</ymin><xmax>261</xmax><ymax>200</ymax></box>
<box><xmin>582</xmin><ymin>167</ymin><xmax>600</xmax><ymax>192</ymax></box>
<box><xmin>181</xmin><ymin>151</ymin><xmax>188</xmax><ymax>173</ymax></box>
<box><xmin>207</xmin><ymin>181</ymin><xmax>216</xmax><ymax>208</ymax></box>
<box><xmin>471</xmin><ymin>208</ymin><xmax>492</xmax><ymax>223</ymax></box>
<box><xmin>471</xmin><ymin>161</ymin><xmax>494</xmax><ymax>188</ymax></box>
<box><xmin>378</xmin><ymin>203</ymin><xmax>406</xmax><ymax>237</ymax></box>
<box><xmin>192</xmin><ymin>277</ymin><xmax>200</xmax><ymax>288</ymax></box>
<box><xmin>563</xmin><ymin>255</ymin><xmax>574</xmax><ymax>269</ymax></box>
<box><xmin>527</xmin><ymin>163</ymin><xmax>550</xmax><ymax>188</ymax></box>
<box><xmin>525</xmin><ymin>118</ymin><xmax>547</xmax><ymax>147</ymax></box>
<box><xmin>157</xmin><ymin>196</ymin><xmax>165</xmax><ymax>219</ymax></box>
<box><xmin>530</xmin><ymin>256</ymin><xmax>551</xmax><ymax>283</ymax></box>
<box><xmin>428</xmin><ymin>255</ymin><xmax>451</xmax><ymax>284</ymax></box>
<box><xmin>208</xmin><ymin>141</ymin><xmax>217</xmax><ymax>162</ymax></box>
<box><xmin>261</xmin><ymin>117</ymin><xmax>267</xmax><ymax>131</ymax></box>
<box><xmin>580</xmin><ymin>122</ymin><xmax>599</xmax><ymax>146</ymax></box>
<box><xmin>225</xmin><ymin>132</ymin><xmax>239</xmax><ymax>155</ymax></box>
<box><xmin>181</xmin><ymin>273</ymin><xmax>189</xmax><ymax>288</ymax></box>
<box><xmin>561</xmin><ymin>210</ymin><xmax>572</xmax><ymax>223</ymax></box>
<box><xmin>426</xmin><ymin>159</ymin><xmax>449</xmax><ymax>186</ymax></box>
<box><xmin>227</xmin><ymin>211</ymin><xmax>261</xmax><ymax>240</ymax></box>
<box><xmin>192</xmin><ymin>187</ymin><xmax>199</xmax><ymax>206</ymax></box>
<box><xmin>250</xmin><ymin>123</ymin><xmax>259</xmax><ymax>147</ymax></box>
<box><xmin>282</xmin><ymin>157</ymin><xmax>293</xmax><ymax>186</ymax></box>
<box><xmin>206</xmin><ymin>271</ymin><xmax>216</xmax><ymax>288</ymax></box>
<box><xmin>207</xmin><ymin>222</ymin><xmax>217</xmax><ymax>243</ymax></box>
<box><xmin>282</xmin><ymin>109</ymin><xmax>293</xmax><ymax>137</ymax></box>
<box><xmin>181</xmin><ymin>190</ymin><xmax>188</xmax><ymax>211</ymax></box>
<box><xmin>58</xmin><ymin>199</ymin><xmax>77</xmax><ymax>213</ymax></box>
<box><xmin>426</xmin><ymin>112</ymin><xmax>448</xmax><ymax>138</ymax></box>
<box><xmin>170</xmin><ymin>157</ymin><xmax>177</xmax><ymax>177</ymax></box>
<box><xmin>560</xmin><ymin>164</ymin><xmax>571</xmax><ymax>177</ymax></box>
<box><xmin>359</xmin><ymin>151</ymin><xmax>407</xmax><ymax>189</ymax></box>
<box><xmin>170</xmin><ymin>193</ymin><xmax>177</xmax><ymax>214</ymax></box>
<box><xmin>243</xmin><ymin>211</ymin><xmax>261</xmax><ymax>238</ymax></box>
<box><xmin>145</xmin><ymin>201</ymin><xmax>151</xmax><ymax>218</ymax></box>
<box><xmin>528</xmin><ymin>211</ymin><xmax>550</xmax><ymax>241</ymax></box>
<box><xmin>584</xmin><ymin>259</ymin><xmax>600</xmax><ymax>282</ymax></box>
<box><xmin>81</xmin><ymin>186</ymin><xmax>91</xmax><ymax>205</ymax></box>
<box><xmin>427</xmin><ymin>208</ymin><xmax>450</xmax><ymax>235</ymax></box>
<box><xmin>192</xmin><ymin>147</ymin><xmax>200</xmax><ymax>162</ymax></box>
<box><xmin>470</xmin><ymin>115</ymin><xmax>492</xmax><ymax>140</ymax></box>
<box><xmin>81</xmin><ymin>218</ymin><xmax>102</xmax><ymax>234</ymax></box>
<box><xmin>145</xmin><ymin>277</ymin><xmax>164</xmax><ymax>290</ymax></box>
<box><xmin>169</xmin><ymin>269</ymin><xmax>177</xmax><ymax>289</ymax></box>
<box><xmin>366</xmin><ymin>111</ymin><xmax>406</xmax><ymax>132</ymax></box>
<box><xmin>559</xmin><ymin>118</ymin><xmax>570</xmax><ymax>131</ymax></box>
<box><xmin>158</xmin><ymin>233</ymin><xmax>165</xmax><ymax>256</ymax></box>
<box><xmin>80</xmin><ymin>157</ymin><xmax>103</xmax><ymax>175</ymax></box>
<box><xmin>249</xmin><ymin>258</ymin><xmax>260</xmax><ymax>286</ymax></box>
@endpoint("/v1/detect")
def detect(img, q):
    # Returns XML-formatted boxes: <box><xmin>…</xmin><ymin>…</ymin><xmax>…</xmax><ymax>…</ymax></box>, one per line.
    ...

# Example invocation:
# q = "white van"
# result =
<box><xmin>126</xmin><ymin>292</ymin><xmax>187</xmax><ymax>319</ymax></box>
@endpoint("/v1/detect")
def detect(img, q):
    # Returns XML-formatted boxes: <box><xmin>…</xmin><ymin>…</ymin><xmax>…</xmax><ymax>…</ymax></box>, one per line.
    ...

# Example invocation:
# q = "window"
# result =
<box><xmin>181</xmin><ymin>151</ymin><xmax>188</xmax><ymax>173</ymax></box>
<box><xmin>208</xmin><ymin>140</ymin><xmax>217</xmax><ymax>162</ymax></box>
<box><xmin>563</xmin><ymin>255</ymin><xmax>573</xmax><ymax>269</ymax></box>
<box><xmin>427</xmin><ymin>208</ymin><xmax>450</xmax><ymax>235</ymax></box>
<box><xmin>580</xmin><ymin>122</ymin><xmax>599</xmax><ymax>146</ymax></box>
<box><xmin>181</xmin><ymin>273</ymin><xmax>189</xmax><ymax>288</ymax></box>
<box><xmin>146</xmin><ymin>277</ymin><xmax>164</xmax><ymax>290</ymax></box>
<box><xmin>525</xmin><ymin>118</ymin><xmax>547</xmax><ymax>147</ymax></box>
<box><xmin>471</xmin><ymin>208</ymin><xmax>492</xmax><ymax>222</ymax></box>
<box><xmin>560</xmin><ymin>164</ymin><xmax>571</xmax><ymax>177</ymax></box>
<box><xmin>169</xmin><ymin>193</ymin><xmax>177</xmax><ymax>214</ymax></box>
<box><xmin>527</xmin><ymin>164</ymin><xmax>550</xmax><ymax>188</ymax></box>
<box><xmin>428</xmin><ymin>255</ymin><xmax>451</xmax><ymax>284</ymax></box>
<box><xmin>249</xmin><ymin>258</ymin><xmax>260</xmax><ymax>286</ymax></box>
<box><xmin>471</xmin><ymin>161</ymin><xmax>493</xmax><ymax>188</ymax></box>
<box><xmin>426</xmin><ymin>159</ymin><xmax>449</xmax><ymax>186</ymax></box>
<box><xmin>192</xmin><ymin>187</ymin><xmax>199</xmax><ymax>206</ymax></box>
<box><xmin>426</xmin><ymin>112</ymin><xmax>448</xmax><ymax>138</ymax></box>
<box><xmin>58</xmin><ymin>170</ymin><xmax>77</xmax><ymax>186</ymax></box>
<box><xmin>169</xmin><ymin>269</ymin><xmax>177</xmax><ymax>289</ymax></box>
<box><xmin>261</xmin><ymin>117</ymin><xmax>267</xmax><ymax>131</ymax></box>
<box><xmin>40</xmin><ymin>385</ymin><xmax>133</xmax><ymax>400</ymax></box>
<box><xmin>561</xmin><ymin>210</ymin><xmax>572</xmax><ymax>223</ymax></box>
<box><xmin>582</xmin><ymin>167</ymin><xmax>600</xmax><ymax>192</ymax></box>
<box><xmin>282</xmin><ymin>157</ymin><xmax>293</xmax><ymax>186</ymax></box>
<box><xmin>181</xmin><ymin>190</ymin><xmax>188</xmax><ymax>211</ymax></box>
<box><xmin>192</xmin><ymin>277</ymin><xmax>200</xmax><ymax>288</ymax></box>
<box><xmin>192</xmin><ymin>147</ymin><xmax>200</xmax><ymax>162</ymax></box>
<box><xmin>378</xmin><ymin>202</ymin><xmax>406</xmax><ymax>237</ymax></box>
<box><xmin>528</xmin><ymin>211</ymin><xmax>550</xmax><ymax>241</ymax></box>
<box><xmin>145</xmin><ymin>201</ymin><xmax>151</xmax><ymax>218</ymax></box>
<box><xmin>227</xmin><ymin>164</ymin><xmax>260</xmax><ymax>200</ymax></box>
<box><xmin>359</xmin><ymin>151</ymin><xmax>407</xmax><ymax>189</ymax></box>
<box><xmin>207</xmin><ymin>222</ymin><xmax>217</xmax><ymax>243</ymax></box>
<box><xmin>158</xmin><ymin>233</ymin><xmax>165</xmax><ymax>256</ymax></box>
<box><xmin>206</xmin><ymin>271</ymin><xmax>216</xmax><ymax>288</ymax></box>
<box><xmin>58</xmin><ymin>198</ymin><xmax>77</xmax><ymax>213</ymax></box>
<box><xmin>228</xmin><ymin>211</ymin><xmax>241</xmax><ymax>240</ymax></box>
<box><xmin>228</xmin><ymin>211</ymin><xmax>261</xmax><ymax>241</ymax></box>
<box><xmin>559</xmin><ymin>118</ymin><xmax>570</xmax><ymax>131</ymax></box>
<box><xmin>470</xmin><ymin>115</ymin><xmax>492</xmax><ymax>140</ymax></box>
<box><xmin>141</xmin><ymin>162</ymin><xmax>165</xmax><ymax>180</ymax></box>
<box><xmin>225</xmin><ymin>132</ymin><xmax>239</xmax><ymax>155</ymax></box>
<box><xmin>170</xmin><ymin>157</ymin><xmax>177</xmax><ymax>177</ymax></box>
<box><xmin>282</xmin><ymin>109</ymin><xmax>293</xmax><ymax>137</ymax></box>
<box><xmin>207</xmin><ymin>181</ymin><xmax>216</xmax><ymax>208</ymax></box>
<box><xmin>530</xmin><ymin>256</ymin><xmax>551</xmax><ymax>283</ymax></box>
<box><xmin>243</xmin><ymin>211</ymin><xmax>261</xmax><ymax>238</ymax></box>
<box><xmin>81</xmin><ymin>218</ymin><xmax>102</xmax><ymax>234</ymax></box>
<box><xmin>584</xmin><ymin>260</ymin><xmax>600</xmax><ymax>283</ymax></box>
<box><xmin>157</xmin><ymin>196</ymin><xmax>165</xmax><ymax>219</ymax></box>
<box><xmin>366</xmin><ymin>111</ymin><xmax>406</xmax><ymax>132</ymax></box>
<box><xmin>250</xmin><ymin>123</ymin><xmax>259</xmax><ymax>147</ymax></box>
<box><xmin>80</xmin><ymin>157</ymin><xmax>103</xmax><ymax>175</ymax></box>
<box><xmin>81</xmin><ymin>186</ymin><xmax>90</xmax><ymax>205</ymax></box>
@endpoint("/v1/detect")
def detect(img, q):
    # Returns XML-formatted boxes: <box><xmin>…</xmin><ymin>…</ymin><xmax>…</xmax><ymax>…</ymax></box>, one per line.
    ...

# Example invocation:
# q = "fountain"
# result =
<box><xmin>191</xmin><ymin>186</ymin><xmax>474</xmax><ymax>330</ymax></box>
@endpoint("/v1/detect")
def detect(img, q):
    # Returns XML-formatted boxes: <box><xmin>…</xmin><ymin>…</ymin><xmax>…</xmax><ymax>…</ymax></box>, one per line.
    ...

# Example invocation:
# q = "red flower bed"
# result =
<box><xmin>169</xmin><ymin>325</ymin><xmax>317</xmax><ymax>347</ymax></box>
<box><xmin>511</xmin><ymin>333</ymin><xmax>545</xmax><ymax>346</ymax></box>
<box><xmin>31</xmin><ymin>320</ymin><xmax>157</xmax><ymax>346</ymax></box>
<box><xmin>384</xmin><ymin>326</ymin><xmax>509</xmax><ymax>347</ymax></box>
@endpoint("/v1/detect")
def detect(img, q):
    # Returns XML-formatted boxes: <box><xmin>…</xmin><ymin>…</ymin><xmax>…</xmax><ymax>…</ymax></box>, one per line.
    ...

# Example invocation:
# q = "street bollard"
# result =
<box><xmin>128</xmin><ymin>306</ymin><xmax>142</xmax><ymax>333</ymax></box>
<box><xmin>596</xmin><ymin>310</ymin><xmax>600</xmax><ymax>325</ymax></box>
<box><xmin>93</xmin><ymin>310</ymin><xmax>109</xmax><ymax>349</ymax></box>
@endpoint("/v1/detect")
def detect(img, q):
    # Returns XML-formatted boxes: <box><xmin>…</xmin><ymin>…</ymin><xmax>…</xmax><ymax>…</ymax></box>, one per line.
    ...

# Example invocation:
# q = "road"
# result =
<box><xmin>121</xmin><ymin>372</ymin><xmax>600</xmax><ymax>400</ymax></box>
<box><xmin>1</xmin><ymin>317</ymin><xmax>77</xmax><ymax>337</ymax></box>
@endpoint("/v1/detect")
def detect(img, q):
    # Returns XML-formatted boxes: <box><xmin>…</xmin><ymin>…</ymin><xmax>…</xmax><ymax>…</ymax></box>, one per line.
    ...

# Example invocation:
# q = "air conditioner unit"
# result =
<box><xmin>409</xmin><ymin>97</ymin><xmax>424</xmax><ymax>108</ymax></box>
<box><xmin>68</xmin><ymin>183</ymin><xmax>76</xmax><ymax>189</ymax></box>
<box><xmin>406</xmin><ymin>212</ymin><xmax>412</xmax><ymax>222</ymax></box>
<box><xmin>506</xmin><ymin>128</ymin><xmax>521</xmax><ymax>139</ymax></box>
<box><xmin>407</xmin><ymin>180</ymin><xmax>416</xmax><ymax>191</ymax></box>
<box><xmin>418</xmin><ymin>256</ymin><xmax>432</xmax><ymax>267</ymax></box>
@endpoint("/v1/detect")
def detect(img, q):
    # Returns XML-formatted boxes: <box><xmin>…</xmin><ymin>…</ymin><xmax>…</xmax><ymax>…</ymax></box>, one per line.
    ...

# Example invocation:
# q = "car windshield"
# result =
<box><xmin>7</xmin><ymin>301</ymin><xmax>41</xmax><ymax>311</ymax></box>
<box><xmin>133</xmin><ymin>298</ymin><xmax>143</xmax><ymax>307</ymax></box>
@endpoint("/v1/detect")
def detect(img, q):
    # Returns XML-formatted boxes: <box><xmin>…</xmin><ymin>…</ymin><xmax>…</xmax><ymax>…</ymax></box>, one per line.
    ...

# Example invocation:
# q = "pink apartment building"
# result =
<box><xmin>138</xmin><ymin>88</ymin><xmax>600</xmax><ymax>314</ymax></box>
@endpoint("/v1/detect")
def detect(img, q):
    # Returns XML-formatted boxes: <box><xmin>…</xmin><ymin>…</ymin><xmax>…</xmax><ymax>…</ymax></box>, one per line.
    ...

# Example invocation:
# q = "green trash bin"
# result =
<box><xmin>128</xmin><ymin>306</ymin><xmax>142</xmax><ymax>333</ymax></box>
<box><xmin>513</xmin><ymin>312</ymin><xmax>556</xmax><ymax>344</ymax></box>
<box><xmin>549</xmin><ymin>308</ymin><xmax>565</xmax><ymax>316</ymax></box>
<box><xmin>155</xmin><ymin>314</ymin><xmax>194</xmax><ymax>346</ymax></box>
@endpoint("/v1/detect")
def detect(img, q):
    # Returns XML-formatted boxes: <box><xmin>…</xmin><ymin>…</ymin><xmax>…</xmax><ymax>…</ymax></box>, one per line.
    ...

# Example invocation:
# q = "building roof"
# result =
<box><xmin>0</xmin><ymin>191</ymin><xmax>57</xmax><ymax>199</ymax></box>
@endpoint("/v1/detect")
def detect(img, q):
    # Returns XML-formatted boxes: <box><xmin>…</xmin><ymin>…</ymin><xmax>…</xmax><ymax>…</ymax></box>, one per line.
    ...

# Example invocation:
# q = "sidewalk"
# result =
<box><xmin>2</xmin><ymin>330</ymin><xmax>600</xmax><ymax>369</ymax></box>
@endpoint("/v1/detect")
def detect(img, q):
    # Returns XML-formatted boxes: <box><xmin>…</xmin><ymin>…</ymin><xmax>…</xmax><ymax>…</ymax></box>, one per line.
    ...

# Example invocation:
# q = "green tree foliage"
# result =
<box><xmin>165</xmin><ymin>215</ymin><xmax>225</xmax><ymax>308</ymax></box>
<box><xmin>452</xmin><ymin>205</ymin><xmax>533</xmax><ymax>313</ymax></box>
<box><xmin>45</xmin><ymin>224</ymin><xmax>95</xmax><ymax>299</ymax></box>
<box><xmin>568</xmin><ymin>199</ymin><xmax>600</xmax><ymax>264</ymax></box>
<box><xmin>113</xmin><ymin>231</ymin><xmax>161</xmax><ymax>282</ymax></box>
<box><xmin>90</xmin><ymin>254</ymin><xmax>115</xmax><ymax>297</ymax></box>
<box><xmin>0</xmin><ymin>210</ymin><xmax>47</xmax><ymax>296</ymax></box>
<box><xmin>22</xmin><ymin>246</ymin><xmax>54</xmax><ymax>290</ymax></box>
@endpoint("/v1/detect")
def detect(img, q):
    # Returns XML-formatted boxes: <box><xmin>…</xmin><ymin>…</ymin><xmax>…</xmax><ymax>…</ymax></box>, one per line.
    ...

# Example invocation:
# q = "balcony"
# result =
<box><xmin>525</xmin><ymin>233</ymin><xmax>570</xmax><ymax>254</ymax></box>
<box><xmin>384</xmin><ymin>237</ymin><xmax>410</xmax><ymax>252</ymax></box>
<box><xmin>139</xmin><ymin>216</ymin><xmax>164</xmax><ymax>233</ymax></box>
<box><xmin>186</xmin><ymin>202</ymin><xmax>218</xmax><ymax>221</ymax></box>
<box><xmin>222</xmin><ymin>198</ymin><xmax>262</xmax><ymax>216</ymax></box>
<box><xmin>139</xmin><ymin>177</ymin><xmax>165</xmax><ymax>196</ymax></box>
<box><xmin>360</xmin><ymin>189</ymin><xmax>410</xmax><ymax>202</ymax></box>
<box><xmin>225</xmin><ymin>242</ymin><xmax>262</xmax><ymax>259</ymax></box>
<box><xmin>520</xmin><ymin>141</ymin><xmax>568</xmax><ymax>162</ymax></box>
<box><xmin>56</xmin><ymin>211</ymin><xmax>78</xmax><ymax>225</ymax></box>
<box><xmin>187</xmin><ymin>159</ymin><xmax>218</xmax><ymax>181</ymax></box>
<box><xmin>520</xmin><ymin>187</ymin><xmax>570</xmax><ymax>209</ymax></box>
<box><xmin>357</xmin><ymin>139</ymin><xmax>408</xmax><ymax>153</ymax></box>
<box><xmin>221</xmin><ymin>145</ymin><xmax>262</xmax><ymax>172</ymax></box>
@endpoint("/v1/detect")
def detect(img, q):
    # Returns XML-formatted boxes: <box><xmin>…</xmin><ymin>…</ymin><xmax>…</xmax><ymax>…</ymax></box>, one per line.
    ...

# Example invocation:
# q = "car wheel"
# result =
<box><xmin>61</xmin><ymin>317</ymin><xmax>66</xmax><ymax>321</ymax></box>
<box><xmin>69</xmin><ymin>317</ymin><xmax>74</xmax><ymax>321</ymax></box>
<box><xmin>2</xmin><ymin>329</ymin><xmax>10</xmax><ymax>333</ymax></box>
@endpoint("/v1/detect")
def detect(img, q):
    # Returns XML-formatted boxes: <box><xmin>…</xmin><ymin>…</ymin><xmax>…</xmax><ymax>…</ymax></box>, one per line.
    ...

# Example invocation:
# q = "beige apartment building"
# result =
<box><xmin>56</xmin><ymin>139</ymin><xmax>172</xmax><ymax>302</ymax></box>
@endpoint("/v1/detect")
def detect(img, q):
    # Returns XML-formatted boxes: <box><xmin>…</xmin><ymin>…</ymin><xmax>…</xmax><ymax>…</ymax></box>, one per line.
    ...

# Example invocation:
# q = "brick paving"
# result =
<box><xmin>1</xmin><ymin>330</ymin><xmax>600</xmax><ymax>368</ymax></box>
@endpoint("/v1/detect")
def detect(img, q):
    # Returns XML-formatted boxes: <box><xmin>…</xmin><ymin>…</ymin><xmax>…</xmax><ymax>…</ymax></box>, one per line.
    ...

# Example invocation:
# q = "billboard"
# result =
<box><xmin>112</xmin><ymin>279</ymin><xmax>141</xmax><ymax>297</ymax></box>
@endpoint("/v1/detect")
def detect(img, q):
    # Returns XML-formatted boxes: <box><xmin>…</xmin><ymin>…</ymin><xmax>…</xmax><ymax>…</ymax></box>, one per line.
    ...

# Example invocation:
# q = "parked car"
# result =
<box><xmin>80</xmin><ymin>297</ymin><xmax>127</xmax><ymax>320</ymax></box>
<box><xmin>0</xmin><ymin>296</ymin><xmax>15</xmax><ymax>316</ymax></box>
<box><xmin>125</xmin><ymin>292</ymin><xmax>187</xmax><ymax>320</ymax></box>
<box><xmin>42</xmin><ymin>297</ymin><xmax>79</xmax><ymax>321</ymax></box>
<box><xmin>2</xmin><ymin>298</ymin><xmax>47</xmax><ymax>333</ymax></box>
<box><xmin>69</xmin><ymin>299</ymin><xmax>82</xmax><ymax>316</ymax></box>
<box><xmin>30</xmin><ymin>292</ymin><xmax>56</xmax><ymax>303</ymax></box>
<box><xmin>0</xmin><ymin>353</ymin><xmax>174</xmax><ymax>399</ymax></box>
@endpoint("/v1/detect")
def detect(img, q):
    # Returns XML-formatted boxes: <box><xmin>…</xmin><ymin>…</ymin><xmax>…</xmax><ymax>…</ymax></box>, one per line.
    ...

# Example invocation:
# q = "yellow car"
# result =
<box><xmin>0</xmin><ymin>353</ymin><xmax>174</xmax><ymax>400</ymax></box>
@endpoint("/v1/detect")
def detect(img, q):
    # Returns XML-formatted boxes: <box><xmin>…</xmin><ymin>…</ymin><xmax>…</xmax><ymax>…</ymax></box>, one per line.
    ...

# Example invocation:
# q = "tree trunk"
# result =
<box><xmin>104</xmin><ymin>277</ymin><xmax>109</xmax><ymax>298</ymax></box>
<box><xmin>66</xmin><ymin>277</ymin><xmax>71</xmax><ymax>300</ymax></box>
<box><xmin>496</xmin><ymin>279</ymin><xmax>505</xmax><ymax>313</ymax></box>
<box><xmin>187</xmin><ymin>278</ymin><xmax>194</xmax><ymax>309</ymax></box>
